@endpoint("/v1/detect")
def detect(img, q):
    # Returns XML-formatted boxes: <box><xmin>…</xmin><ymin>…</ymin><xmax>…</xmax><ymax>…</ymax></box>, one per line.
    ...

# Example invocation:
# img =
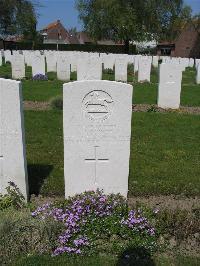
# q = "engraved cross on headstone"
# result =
<box><xmin>85</xmin><ymin>146</ymin><xmax>109</xmax><ymax>186</ymax></box>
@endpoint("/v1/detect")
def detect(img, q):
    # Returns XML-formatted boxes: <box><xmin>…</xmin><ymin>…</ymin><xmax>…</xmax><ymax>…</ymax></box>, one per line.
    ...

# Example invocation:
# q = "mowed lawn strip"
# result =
<box><xmin>24</xmin><ymin>110</ymin><xmax>200</xmax><ymax>197</ymax></box>
<box><xmin>24</xmin><ymin>110</ymin><xmax>64</xmax><ymax>196</ymax></box>
<box><xmin>15</xmin><ymin>253</ymin><xmax>200</xmax><ymax>266</ymax></box>
<box><xmin>129</xmin><ymin>112</ymin><xmax>200</xmax><ymax>196</ymax></box>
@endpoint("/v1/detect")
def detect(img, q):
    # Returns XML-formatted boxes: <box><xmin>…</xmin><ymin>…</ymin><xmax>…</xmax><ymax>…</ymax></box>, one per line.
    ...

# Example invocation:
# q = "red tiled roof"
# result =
<box><xmin>43</xmin><ymin>20</ymin><xmax>61</xmax><ymax>30</ymax></box>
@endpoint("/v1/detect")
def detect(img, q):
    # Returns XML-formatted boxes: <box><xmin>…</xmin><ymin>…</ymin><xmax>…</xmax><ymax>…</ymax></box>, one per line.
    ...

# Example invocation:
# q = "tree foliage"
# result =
<box><xmin>0</xmin><ymin>0</ymin><xmax>37</xmax><ymax>40</ymax></box>
<box><xmin>76</xmin><ymin>0</ymin><xmax>192</xmax><ymax>45</ymax></box>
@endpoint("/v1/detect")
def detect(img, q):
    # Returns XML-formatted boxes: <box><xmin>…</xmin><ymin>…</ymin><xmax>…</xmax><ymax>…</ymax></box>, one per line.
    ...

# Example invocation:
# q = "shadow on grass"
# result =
<box><xmin>28</xmin><ymin>164</ymin><xmax>54</xmax><ymax>195</ymax></box>
<box><xmin>117</xmin><ymin>247</ymin><xmax>155</xmax><ymax>266</ymax></box>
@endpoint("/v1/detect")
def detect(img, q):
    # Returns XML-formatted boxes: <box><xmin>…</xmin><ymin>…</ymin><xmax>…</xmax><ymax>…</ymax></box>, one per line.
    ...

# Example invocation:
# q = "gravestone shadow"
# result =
<box><xmin>28</xmin><ymin>164</ymin><xmax>53</xmax><ymax>195</ymax></box>
<box><xmin>116</xmin><ymin>247</ymin><xmax>155</xmax><ymax>266</ymax></box>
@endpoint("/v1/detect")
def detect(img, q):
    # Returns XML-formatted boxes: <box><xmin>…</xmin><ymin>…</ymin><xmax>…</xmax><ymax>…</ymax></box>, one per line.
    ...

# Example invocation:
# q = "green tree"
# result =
<box><xmin>76</xmin><ymin>0</ymin><xmax>192</xmax><ymax>52</ymax></box>
<box><xmin>0</xmin><ymin>0</ymin><xmax>38</xmax><ymax>41</ymax></box>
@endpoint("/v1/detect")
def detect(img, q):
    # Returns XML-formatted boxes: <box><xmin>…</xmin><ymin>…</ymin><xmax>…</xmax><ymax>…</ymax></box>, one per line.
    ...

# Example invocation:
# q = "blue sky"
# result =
<box><xmin>36</xmin><ymin>0</ymin><xmax>200</xmax><ymax>30</ymax></box>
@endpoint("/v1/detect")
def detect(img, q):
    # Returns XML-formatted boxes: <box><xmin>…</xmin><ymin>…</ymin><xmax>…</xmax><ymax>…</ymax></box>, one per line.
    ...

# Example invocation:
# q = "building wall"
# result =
<box><xmin>43</xmin><ymin>21</ymin><xmax>70</xmax><ymax>43</ymax></box>
<box><xmin>174</xmin><ymin>25</ymin><xmax>200</xmax><ymax>58</ymax></box>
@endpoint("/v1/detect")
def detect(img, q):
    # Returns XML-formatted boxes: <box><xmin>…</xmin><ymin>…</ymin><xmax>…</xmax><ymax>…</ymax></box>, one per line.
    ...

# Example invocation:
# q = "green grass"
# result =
<box><xmin>22</xmin><ymin>80</ymin><xmax>63</xmax><ymax>101</ymax></box>
<box><xmin>129</xmin><ymin>112</ymin><xmax>200</xmax><ymax>196</ymax></box>
<box><xmin>1</xmin><ymin>63</ymin><xmax>199</xmax><ymax>106</ymax></box>
<box><xmin>133</xmin><ymin>83</ymin><xmax>157</xmax><ymax>104</ymax></box>
<box><xmin>25</xmin><ymin>110</ymin><xmax>64</xmax><ymax>196</ymax></box>
<box><xmin>14</xmin><ymin>254</ymin><xmax>200</xmax><ymax>266</ymax></box>
<box><xmin>25</xmin><ymin>111</ymin><xmax>200</xmax><ymax>197</ymax></box>
<box><xmin>181</xmin><ymin>85</ymin><xmax>200</xmax><ymax>106</ymax></box>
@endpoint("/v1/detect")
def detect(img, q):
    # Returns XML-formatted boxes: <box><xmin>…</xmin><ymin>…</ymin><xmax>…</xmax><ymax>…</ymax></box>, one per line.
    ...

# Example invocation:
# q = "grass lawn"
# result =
<box><xmin>0</xmin><ymin>63</ymin><xmax>199</xmax><ymax>106</ymax></box>
<box><xmin>15</xmin><ymin>254</ymin><xmax>200</xmax><ymax>266</ymax></box>
<box><xmin>25</xmin><ymin>110</ymin><xmax>200</xmax><ymax>197</ymax></box>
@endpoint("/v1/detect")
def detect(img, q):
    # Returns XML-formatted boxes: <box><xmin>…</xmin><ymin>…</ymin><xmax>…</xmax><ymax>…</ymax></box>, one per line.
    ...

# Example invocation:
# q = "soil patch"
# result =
<box><xmin>24</xmin><ymin>101</ymin><xmax>50</xmax><ymax>110</ymax></box>
<box><xmin>128</xmin><ymin>195</ymin><xmax>200</xmax><ymax>211</ymax></box>
<box><xmin>132</xmin><ymin>104</ymin><xmax>200</xmax><ymax>114</ymax></box>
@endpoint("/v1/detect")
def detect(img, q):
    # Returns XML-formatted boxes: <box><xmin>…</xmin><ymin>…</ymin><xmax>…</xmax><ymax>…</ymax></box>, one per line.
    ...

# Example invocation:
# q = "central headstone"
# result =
<box><xmin>63</xmin><ymin>80</ymin><xmax>133</xmax><ymax>198</ymax></box>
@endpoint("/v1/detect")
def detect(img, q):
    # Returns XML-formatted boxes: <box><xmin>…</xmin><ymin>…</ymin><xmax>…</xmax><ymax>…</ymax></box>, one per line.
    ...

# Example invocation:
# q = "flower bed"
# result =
<box><xmin>32</xmin><ymin>190</ymin><xmax>159</xmax><ymax>256</ymax></box>
<box><xmin>32</xmin><ymin>74</ymin><xmax>48</xmax><ymax>81</ymax></box>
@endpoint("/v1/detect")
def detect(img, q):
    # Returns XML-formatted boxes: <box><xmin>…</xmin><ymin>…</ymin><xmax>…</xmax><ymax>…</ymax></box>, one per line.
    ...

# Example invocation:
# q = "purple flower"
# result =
<box><xmin>32</xmin><ymin>74</ymin><xmax>48</xmax><ymax>81</ymax></box>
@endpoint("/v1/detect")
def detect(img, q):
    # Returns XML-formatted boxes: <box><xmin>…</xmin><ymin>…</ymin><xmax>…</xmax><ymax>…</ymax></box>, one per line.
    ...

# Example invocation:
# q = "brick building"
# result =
<box><xmin>157</xmin><ymin>22</ymin><xmax>200</xmax><ymax>58</ymax></box>
<box><xmin>40</xmin><ymin>20</ymin><xmax>80</xmax><ymax>44</ymax></box>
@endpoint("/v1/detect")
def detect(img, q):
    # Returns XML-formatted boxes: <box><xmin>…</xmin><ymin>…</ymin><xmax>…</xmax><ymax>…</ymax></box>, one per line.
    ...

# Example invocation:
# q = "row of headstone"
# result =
<box><xmin>0</xmin><ymin>78</ymin><xmax>133</xmax><ymax>199</ymax></box>
<box><xmin>0</xmin><ymin>55</ymin><xmax>199</xmax><ymax>199</ymax></box>
<box><xmin>2</xmin><ymin>50</ymin><xmax>200</xmax><ymax>82</ymax></box>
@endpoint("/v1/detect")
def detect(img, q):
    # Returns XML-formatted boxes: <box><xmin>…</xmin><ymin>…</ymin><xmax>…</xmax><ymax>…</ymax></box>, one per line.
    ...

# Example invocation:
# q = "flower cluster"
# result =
<box><xmin>121</xmin><ymin>209</ymin><xmax>155</xmax><ymax>236</ymax></box>
<box><xmin>32</xmin><ymin>74</ymin><xmax>48</xmax><ymax>80</ymax></box>
<box><xmin>32</xmin><ymin>190</ymin><xmax>157</xmax><ymax>256</ymax></box>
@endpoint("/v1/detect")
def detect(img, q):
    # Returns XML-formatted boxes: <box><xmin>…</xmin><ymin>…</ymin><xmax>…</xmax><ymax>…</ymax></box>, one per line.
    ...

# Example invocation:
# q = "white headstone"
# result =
<box><xmin>0</xmin><ymin>78</ymin><xmax>28</xmax><ymax>200</ymax></box>
<box><xmin>115</xmin><ymin>56</ymin><xmax>128</xmax><ymax>82</ymax></box>
<box><xmin>196</xmin><ymin>59</ymin><xmax>200</xmax><ymax>68</ymax></box>
<box><xmin>152</xmin><ymin>56</ymin><xmax>159</xmax><ymax>68</ymax></box>
<box><xmin>11</xmin><ymin>54</ymin><xmax>25</xmax><ymax>79</ymax></box>
<box><xmin>189</xmin><ymin>58</ymin><xmax>194</xmax><ymax>68</ymax></box>
<box><xmin>77</xmin><ymin>58</ymin><xmax>102</xmax><ymax>80</ymax></box>
<box><xmin>158</xmin><ymin>63</ymin><xmax>182</xmax><ymax>109</ymax></box>
<box><xmin>63</xmin><ymin>80</ymin><xmax>133</xmax><ymax>198</ymax></box>
<box><xmin>46</xmin><ymin>51</ymin><xmax>57</xmax><ymax>72</ymax></box>
<box><xmin>4</xmin><ymin>50</ymin><xmax>12</xmax><ymax>63</ymax></box>
<box><xmin>1</xmin><ymin>49</ymin><xmax>4</xmax><ymax>58</ymax></box>
<box><xmin>57</xmin><ymin>56</ymin><xmax>71</xmax><ymax>81</ymax></box>
<box><xmin>196</xmin><ymin>64</ymin><xmax>200</xmax><ymax>84</ymax></box>
<box><xmin>134</xmin><ymin>55</ymin><xmax>141</xmax><ymax>73</ymax></box>
<box><xmin>138</xmin><ymin>57</ymin><xmax>151</xmax><ymax>82</ymax></box>
<box><xmin>24</xmin><ymin>50</ymin><xmax>33</xmax><ymax>67</ymax></box>
<box><xmin>102</xmin><ymin>54</ymin><xmax>115</xmax><ymax>70</ymax></box>
<box><xmin>0</xmin><ymin>53</ymin><xmax>2</xmax><ymax>66</ymax></box>
<box><xmin>32</xmin><ymin>54</ymin><xmax>46</xmax><ymax>77</ymax></box>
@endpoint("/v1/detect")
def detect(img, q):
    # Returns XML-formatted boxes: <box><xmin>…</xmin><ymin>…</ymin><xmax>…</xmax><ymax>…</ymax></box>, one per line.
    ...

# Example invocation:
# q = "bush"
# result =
<box><xmin>50</xmin><ymin>96</ymin><xmax>63</xmax><ymax>110</ymax></box>
<box><xmin>0</xmin><ymin>209</ymin><xmax>64</xmax><ymax>265</ymax></box>
<box><xmin>0</xmin><ymin>182</ymin><xmax>25</xmax><ymax>211</ymax></box>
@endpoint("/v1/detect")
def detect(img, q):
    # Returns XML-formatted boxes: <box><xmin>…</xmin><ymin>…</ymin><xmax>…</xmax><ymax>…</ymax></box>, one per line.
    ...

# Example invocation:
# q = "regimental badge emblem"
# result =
<box><xmin>82</xmin><ymin>90</ymin><xmax>114</xmax><ymax>121</ymax></box>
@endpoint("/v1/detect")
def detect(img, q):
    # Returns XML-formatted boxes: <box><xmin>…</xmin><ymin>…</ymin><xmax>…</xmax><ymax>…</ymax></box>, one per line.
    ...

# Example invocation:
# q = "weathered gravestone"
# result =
<box><xmin>158</xmin><ymin>63</ymin><xmax>182</xmax><ymax>109</ymax></box>
<box><xmin>77</xmin><ymin>58</ymin><xmax>102</xmax><ymax>80</ymax></box>
<box><xmin>63</xmin><ymin>80</ymin><xmax>133</xmax><ymax>198</ymax></box>
<box><xmin>11</xmin><ymin>54</ymin><xmax>25</xmax><ymax>79</ymax></box>
<box><xmin>32</xmin><ymin>54</ymin><xmax>46</xmax><ymax>77</ymax></box>
<box><xmin>0</xmin><ymin>78</ymin><xmax>28</xmax><ymax>200</ymax></box>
